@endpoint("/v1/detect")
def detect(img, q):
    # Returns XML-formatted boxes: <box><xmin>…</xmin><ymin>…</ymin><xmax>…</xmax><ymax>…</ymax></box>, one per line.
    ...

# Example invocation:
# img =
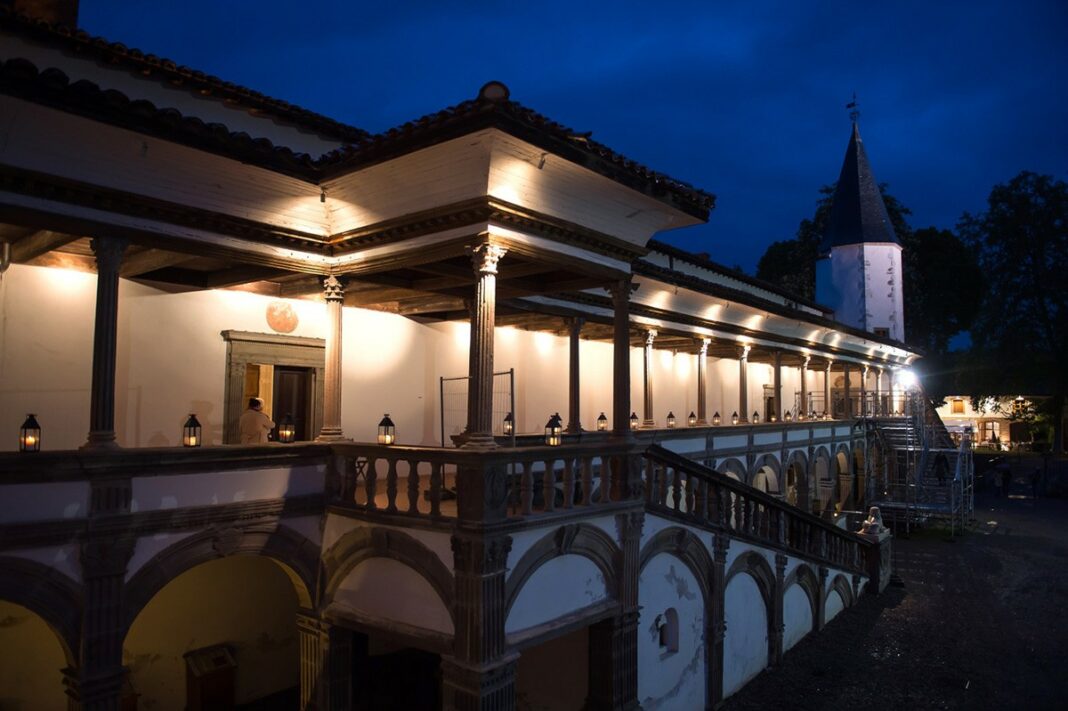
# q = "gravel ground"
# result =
<box><xmin>721</xmin><ymin>487</ymin><xmax>1068</xmax><ymax>711</ymax></box>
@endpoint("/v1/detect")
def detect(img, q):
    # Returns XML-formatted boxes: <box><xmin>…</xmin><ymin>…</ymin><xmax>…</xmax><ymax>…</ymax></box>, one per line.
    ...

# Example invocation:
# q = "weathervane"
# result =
<box><xmin>846</xmin><ymin>92</ymin><xmax>860</xmax><ymax>123</ymax></box>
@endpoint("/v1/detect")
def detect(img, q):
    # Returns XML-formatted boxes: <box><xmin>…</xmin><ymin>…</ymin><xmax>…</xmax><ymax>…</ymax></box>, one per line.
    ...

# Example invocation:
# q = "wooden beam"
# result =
<box><xmin>205</xmin><ymin>266</ymin><xmax>291</xmax><ymax>288</ymax></box>
<box><xmin>121</xmin><ymin>248</ymin><xmax>196</xmax><ymax>277</ymax></box>
<box><xmin>11</xmin><ymin>230</ymin><xmax>78</xmax><ymax>262</ymax></box>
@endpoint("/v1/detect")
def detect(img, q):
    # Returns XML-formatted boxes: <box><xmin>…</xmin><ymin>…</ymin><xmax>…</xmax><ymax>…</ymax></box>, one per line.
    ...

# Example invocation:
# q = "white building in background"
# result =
<box><xmin>0</xmin><ymin>4</ymin><xmax>933</xmax><ymax>711</ymax></box>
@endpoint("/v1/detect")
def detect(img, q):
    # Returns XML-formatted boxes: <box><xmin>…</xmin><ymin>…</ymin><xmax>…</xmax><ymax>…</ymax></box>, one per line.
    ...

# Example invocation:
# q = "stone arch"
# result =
<box><xmin>812</xmin><ymin>446</ymin><xmax>833</xmax><ymax>514</ymax></box>
<box><xmin>834</xmin><ymin>444</ymin><xmax>852</xmax><ymax>511</ymax></box>
<box><xmin>637</xmin><ymin>527</ymin><xmax>714</xmax><ymax>608</ymax></box>
<box><xmin>0</xmin><ymin>556</ymin><xmax>81</xmax><ymax>666</ymax></box>
<box><xmin>505</xmin><ymin>523</ymin><xmax>620</xmax><ymax>616</ymax></box>
<box><xmin>785</xmin><ymin>450</ymin><xmax>809</xmax><ymax>510</ymax></box>
<box><xmin>123</xmin><ymin>523</ymin><xmax>320</xmax><ymax>636</ymax></box>
<box><xmin>725</xmin><ymin>550</ymin><xmax>775</xmax><ymax>612</ymax></box>
<box><xmin>749</xmin><ymin>454</ymin><xmax>781</xmax><ymax>495</ymax></box>
<box><xmin>853</xmin><ymin>445</ymin><xmax>867</xmax><ymax>507</ymax></box>
<box><xmin>323</xmin><ymin>526</ymin><xmax>455</xmax><ymax>623</ymax></box>
<box><xmin>829</xmin><ymin>573</ymin><xmax>855</xmax><ymax>608</ymax></box>
<box><xmin>716</xmin><ymin>457</ymin><xmax>746</xmax><ymax>482</ymax></box>
<box><xmin>783</xmin><ymin>563</ymin><xmax>820</xmax><ymax>624</ymax></box>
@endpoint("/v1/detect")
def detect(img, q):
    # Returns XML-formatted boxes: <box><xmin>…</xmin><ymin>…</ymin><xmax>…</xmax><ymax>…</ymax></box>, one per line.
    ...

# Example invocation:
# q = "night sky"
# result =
<box><xmin>79</xmin><ymin>1</ymin><xmax>1068</xmax><ymax>273</ymax></box>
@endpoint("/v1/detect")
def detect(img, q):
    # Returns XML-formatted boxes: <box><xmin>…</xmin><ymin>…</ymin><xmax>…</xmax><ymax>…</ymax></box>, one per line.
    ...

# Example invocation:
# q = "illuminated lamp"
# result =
<box><xmin>666</xmin><ymin>412</ymin><xmax>676</xmax><ymax>428</ymax></box>
<box><xmin>688</xmin><ymin>411</ymin><xmax>697</xmax><ymax>427</ymax></box>
<box><xmin>19</xmin><ymin>414</ymin><xmax>41</xmax><ymax>453</ymax></box>
<box><xmin>712</xmin><ymin>411</ymin><xmax>721</xmax><ymax>426</ymax></box>
<box><xmin>810</xmin><ymin>410</ymin><xmax>817</xmax><ymax>420</ymax></box>
<box><xmin>182</xmin><ymin>414</ymin><xmax>202</xmax><ymax>448</ymax></box>
<box><xmin>752</xmin><ymin>411</ymin><xmax>761</xmax><ymax>424</ymax></box>
<box><xmin>597</xmin><ymin>412</ymin><xmax>608</xmax><ymax>431</ymax></box>
<box><xmin>544</xmin><ymin>413</ymin><xmax>563</xmax><ymax>446</ymax></box>
<box><xmin>503</xmin><ymin>412</ymin><xmax>514</xmax><ymax>436</ymax></box>
<box><xmin>770</xmin><ymin>413</ymin><xmax>778</xmax><ymax>423</ymax></box>
<box><xmin>377</xmin><ymin>414</ymin><xmax>396</xmax><ymax>445</ymax></box>
<box><xmin>784</xmin><ymin>409</ymin><xmax>793</xmax><ymax>422</ymax></box>
<box><xmin>731</xmin><ymin>411</ymin><xmax>739</xmax><ymax>425</ymax></box>
<box><xmin>278</xmin><ymin>414</ymin><xmax>296</xmax><ymax>443</ymax></box>
<box><xmin>630</xmin><ymin>412</ymin><xmax>640</xmax><ymax>430</ymax></box>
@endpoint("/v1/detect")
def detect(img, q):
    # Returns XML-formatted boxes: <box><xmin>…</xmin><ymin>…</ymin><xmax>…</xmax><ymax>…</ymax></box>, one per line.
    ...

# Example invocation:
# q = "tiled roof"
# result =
<box><xmin>821</xmin><ymin>121</ymin><xmax>899</xmax><ymax>252</ymax></box>
<box><xmin>321</xmin><ymin>82</ymin><xmax>715</xmax><ymax>220</ymax></box>
<box><xmin>0</xmin><ymin>7</ymin><xmax>369</xmax><ymax>144</ymax></box>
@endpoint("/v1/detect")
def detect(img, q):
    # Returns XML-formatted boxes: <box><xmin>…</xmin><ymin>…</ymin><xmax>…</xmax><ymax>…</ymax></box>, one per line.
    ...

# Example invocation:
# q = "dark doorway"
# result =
<box><xmin>272</xmin><ymin>366</ymin><xmax>313</xmax><ymax>441</ymax></box>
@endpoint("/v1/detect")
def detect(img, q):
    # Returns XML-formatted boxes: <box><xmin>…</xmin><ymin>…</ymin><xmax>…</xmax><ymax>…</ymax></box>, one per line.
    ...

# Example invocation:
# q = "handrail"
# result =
<box><xmin>642</xmin><ymin>444</ymin><xmax>870</xmax><ymax>573</ymax></box>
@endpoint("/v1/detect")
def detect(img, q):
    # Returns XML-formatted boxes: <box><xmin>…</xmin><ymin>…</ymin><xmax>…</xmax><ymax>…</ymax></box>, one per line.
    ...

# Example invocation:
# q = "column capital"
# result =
<box><xmin>803</xmin><ymin>355</ymin><xmax>811</xmax><ymax>367</ymax></box>
<box><xmin>567</xmin><ymin>315</ymin><xmax>586</xmax><ymax>334</ymax></box>
<box><xmin>90</xmin><ymin>236</ymin><xmax>129</xmax><ymax>273</ymax></box>
<box><xmin>322</xmin><ymin>274</ymin><xmax>346</xmax><ymax>301</ymax></box>
<box><xmin>471</xmin><ymin>241</ymin><xmax>507</xmax><ymax>275</ymax></box>
<box><xmin>698</xmin><ymin>337</ymin><xmax>710</xmax><ymax>355</ymax></box>
<box><xmin>645</xmin><ymin>329</ymin><xmax>657</xmax><ymax>346</ymax></box>
<box><xmin>738</xmin><ymin>344</ymin><xmax>751</xmax><ymax>359</ymax></box>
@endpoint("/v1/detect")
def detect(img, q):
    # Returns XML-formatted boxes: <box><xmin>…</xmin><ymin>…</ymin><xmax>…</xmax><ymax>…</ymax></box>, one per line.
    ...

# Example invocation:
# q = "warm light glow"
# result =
<box><xmin>544</xmin><ymin>413</ymin><xmax>563</xmax><ymax>446</ymax></box>
<box><xmin>897</xmin><ymin>369</ymin><xmax>918</xmax><ymax>390</ymax></box>
<box><xmin>534</xmin><ymin>330</ymin><xmax>555</xmax><ymax>355</ymax></box>
<box><xmin>666</xmin><ymin>411</ymin><xmax>676</xmax><ymax>428</ymax></box>
<box><xmin>597</xmin><ymin>412</ymin><xmax>608</xmax><ymax>431</ymax></box>
<box><xmin>19</xmin><ymin>414</ymin><xmax>41</xmax><ymax>453</ymax></box>
<box><xmin>712</xmin><ymin>412</ymin><xmax>721</xmax><ymax>426</ymax></box>
<box><xmin>630</xmin><ymin>412</ymin><xmax>640</xmax><ymax>430</ymax></box>
<box><xmin>731</xmin><ymin>411</ymin><xmax>739</xmax><ymax>425</ymax></box>
<box><xmin>687</xmin><ymin>411</ymin><xmax>697</xmax><ymax>427</ymax></box>
<box><xmin>377</xmin><ymin>414</ymin><xmax>396</xmax><ymax>445</ymax></box>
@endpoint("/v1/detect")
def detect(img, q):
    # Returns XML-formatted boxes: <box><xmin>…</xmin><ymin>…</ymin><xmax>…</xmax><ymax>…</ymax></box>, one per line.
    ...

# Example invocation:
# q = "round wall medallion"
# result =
<box><xmin>266</xmin><ymin>301</ymin><xmax>298</xmax><ymax>333</ymax></box>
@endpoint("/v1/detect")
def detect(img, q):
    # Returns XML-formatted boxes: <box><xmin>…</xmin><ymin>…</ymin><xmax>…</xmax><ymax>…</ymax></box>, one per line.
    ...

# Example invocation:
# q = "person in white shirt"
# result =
<box><xmin>239</xmin><ymin>397</ymin><xmax>275</xmax><ymax>444</ymax></box>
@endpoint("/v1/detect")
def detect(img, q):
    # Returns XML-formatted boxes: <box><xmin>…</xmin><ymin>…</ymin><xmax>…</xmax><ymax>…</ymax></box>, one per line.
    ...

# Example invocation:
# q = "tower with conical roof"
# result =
<box><xmin>815</xmin><ymin>118</ymin><xmax>905</xmax><ymax>342</ymax></box>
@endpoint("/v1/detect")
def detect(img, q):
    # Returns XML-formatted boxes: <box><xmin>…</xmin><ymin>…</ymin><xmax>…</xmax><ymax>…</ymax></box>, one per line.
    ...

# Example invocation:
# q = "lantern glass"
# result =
<box><xmin>503</xmin><ymin>412</ymin><xmax>514</xmax><ymax>436</ymax></box>
<box><xmin>544</xmin><ymin>413</ymin><xmax>563</xmax><ymax>446</ymax></box>
<box><xmin>278</xmin><ymin>413</ymin><xmax>296</xmax><ymax>443</ymax></box>
<box><xmin>687</xmin><ymin>411</ymin><xmax>697</xmax><ymax>427</ymax></box>
<box><xmin>19</xmin><ymin>414</ymin><xmax>41</xmax><ymax>453</ymax></box>
<box><xmin>182</xmin><ymin>414</ymin><xmax>202</xmax><ymax>447</ymax></box>
<box><xmin>597</xmin><ymin>412</ymin><xmax>608</xmax><ymax>431</ymax></box>
<box><xmin>752</xmin><ymin>411</ymin><xmax>760</xmax><ymax>424</ymax></box>
<box><xmin>712</xmin><ymin>411</ymin><xmax>721</xmax><ymax>426</ymax></box>
<box><xmin>770</xmin><ymin>413</ymin><xmax>777</xmax><ymax>423</ymax></box>
<box><xmin>378</xmin><ymin>414</ymin><xmax>396</xmax><ymax>445</ymax></box>
<box><xmin>630</xmin><ymin>412</ymin><xmax>640</xmax><ymax>430</ymax></box>
<box><xmin>784</xmin><ymin>409</ymin><xmax>793</xmax><ymax>422</ymax></box>
<box><xmin>666</xmin><ymin>412</ymin><xmax>676</xmax><ymax>428</ymax></box>
<box><xmin>731</xmin><ymin>411</ymin><xmax>739</xmax><ymax>425</ymax></box>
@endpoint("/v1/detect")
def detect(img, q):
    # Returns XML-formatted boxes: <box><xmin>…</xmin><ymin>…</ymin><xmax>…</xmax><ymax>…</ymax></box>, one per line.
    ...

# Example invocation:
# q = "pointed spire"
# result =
<box><xmin>820</xmin><ymin>119</ymin><xmax>899</xmax><ymax>254</ymax></box>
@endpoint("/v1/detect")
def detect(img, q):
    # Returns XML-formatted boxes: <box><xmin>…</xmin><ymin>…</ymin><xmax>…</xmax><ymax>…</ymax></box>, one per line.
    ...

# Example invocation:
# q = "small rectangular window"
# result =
<box><xmin>873</xmin><ymin>327</ymin><xmax>890</xmax><ymax>338</ymax></box>
<box><xmin>952</xmin><ymin>398</ymin><xmax>964</xmax><ymax>414</ymax></box>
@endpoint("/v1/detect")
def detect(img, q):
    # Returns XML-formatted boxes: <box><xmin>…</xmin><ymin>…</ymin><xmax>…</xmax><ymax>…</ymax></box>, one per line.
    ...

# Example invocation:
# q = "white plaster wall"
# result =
<box><xmin>130</xmin><ymin>464</ymin><xmax>324</xmax><ymax>512</ymax></box>
<box><xmin>280</xmin><ymin>515</ymin><xmax>323</xmax><ymax>547</ymax></box>
<box><xmin>333</xmin><ymin>557</ymin><xmax>453</xmax><ymax>634</ymax></box>
<box><xmin>318</xmin><ymin>518</ymin><xmax>453</xmax><ymax>575</ymax></box>
<box><xmin>0</xmin><ymin>481</ymin><xmax>89</xmax><ymax>523</ymax></box>
<box><xmin>824</xmin><ymin>588</ymin><xmax>846</xmax><ymax>624</ymax></box>
<box><xmin>6</xmin><ymin>545</ymin><xmax>81</xmax><ymax>583</ymax></box>
<box><xmin>782</xmin><ymin>584</ymin><xmax>813</xmax><ymax>652</ymax></box>
<box><xmin>507</xmin><ymin>515</ymin><xmax>620</xmax><ymax>566</ymax></box>
<box><xmin>862</xmin><ymin>244</ymin><xmax>905</xmax><ymax>342</ymax></box>
<box><xmin>506</xmin><ymin>555</ymin><xmax>606</xmax><ymax>634</ymax></box>
<box><xmin>637</xmin><ymin>552</ymin><xmax>705</xmax><ymax>710</ymax></box>
<box><xmin>125</xmin><ymin>531</ymin><xmax>196</xmax><ymax>581</ymax></box>
<box><xmin>722</xmin><ymin>573</ymin><xmax>768</xmax><ymax>698</ymax></box>
<box><xmin>709</xmin><ymin>357</ymin><xmax>740</xmax><ymax>421</ymax></box>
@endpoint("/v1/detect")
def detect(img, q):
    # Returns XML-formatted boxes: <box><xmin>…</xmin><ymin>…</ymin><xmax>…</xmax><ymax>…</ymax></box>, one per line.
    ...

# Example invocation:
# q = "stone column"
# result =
<box><xmin>843</xmin><ymin>364</ymin><xmax>853</xmax><ymax>418</ymax></box>
<box><xmin>317</xmin><ymin>276</ymin><xmax>346</xmax><ymax>441</ymax></box>
<box><xmin>800</xmin><ymin>356</ymin><xmax>810</xmax><ymax>418</ymax></box>
<box><xmin>696</xmin><ymin>338</ymin><xmax>710</xmax><ymax>425</ymax></box>
<box><xmin>824</xmin><ymin>361</ymin><xmax>832</xmax><ymax>419</ymax></box>
<box><xmin>567</xmin><ymin>317</ymin><xmax>585</xmax><ymax>434</ymax></box>
<box><xmin>463</xmin><ymin>242</ymin><xmax>506</xmax><ymax>449</ymax></box>
<box><xmin>708</xmin><ymin>534</ymin><xmax>730</xmax><ymax>706</ymax></box>
<box><xmin>642</xmin><ymin>330</ymin><xmax>657</xmax><ymax>427</ymax></box>
<box><xmin>770</xmin><ymin>553</ymin><xmax>787</xmax><ymax>666</ymax></box>
<box><xmin>442</xmin><ymin>535</ymin><xmax>516</xmax><ymax>711</ymax></box>
<box><xmin>773</xmin><ymin>351</ymin><xmax>783</xmax><ymax>421</ymax></box>
<box><xmin>587</xmin><ymin>510</ymin><xmax>643</xmax><ymax>710</ymax></box>
<box><xmin>816</xmin><ymin>566</ymin><xmax>829</xmax><ymax>630</ymax></box>
<box><xmin>861</xmin><ymin>365</ymin><xmax>869</xmax><ymax>416</ymax></box>
<box><xmin>297</xmin><ymin>612</ymin><xmax>354</xmax><ymax>711</ymax></box>
<box><xmin>875</xmin><ymin>368</ymin><xmax>883</xmax><ymax>416</ymax></box>
<box><xmin>83</xmin><ymin>237</ymin><xmax>128</xmax><ymax>449</ymax></box>
<box><xmin>737</xmin><ymin>346</ymin><xmax>751</xmax><ymax>423</ymax></box>
<box><xmin>610</xmin><ymin>278</ymin><xmax>632</xmax><ymax>438</ymax></box>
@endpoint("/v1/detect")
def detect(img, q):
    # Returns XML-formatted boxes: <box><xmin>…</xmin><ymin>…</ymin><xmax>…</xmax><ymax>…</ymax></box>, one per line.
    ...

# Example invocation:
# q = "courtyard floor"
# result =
<box><xmin>722</xmin><ymin>485</ymin><xmax>1068</xmax><ymax>710</ymax></box>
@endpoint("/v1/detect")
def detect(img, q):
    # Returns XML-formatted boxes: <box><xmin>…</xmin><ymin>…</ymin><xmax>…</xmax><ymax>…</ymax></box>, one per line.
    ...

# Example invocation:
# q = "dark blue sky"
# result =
<box><xmin>80</xmin><ymin>0</ymin><xmax>1068</xmax><ymax>273</ymax></box>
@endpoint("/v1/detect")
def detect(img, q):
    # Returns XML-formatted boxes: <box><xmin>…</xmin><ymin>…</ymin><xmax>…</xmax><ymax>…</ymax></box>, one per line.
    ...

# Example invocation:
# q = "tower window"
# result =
<box><xmin>952</xmin><ymin>398</ymin><xmax>964</xmax><ymax>414</ymax></box>
<box><xmin>657</xmin><ymin>608</ymin><xmax>679</xmax><ymax>654</ymax></box>
<box><xmin>873</xmin><ymin>327</ymin><xmax>890</xmax><ymax>338</ymax></box>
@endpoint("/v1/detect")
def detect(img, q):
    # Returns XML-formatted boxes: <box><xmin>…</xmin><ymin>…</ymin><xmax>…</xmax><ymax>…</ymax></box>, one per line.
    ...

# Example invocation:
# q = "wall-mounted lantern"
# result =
<box><xmin>182</xmin><ymin>414</ymin><xmax>202</xmax><ymax>447</ymax></box>
<box><xmin>503</xmin><ymin>412</ymin><xmax>514</xmax><ymax>436</ymax></box>
<box><xmin>630</xmin><ymin>412</ymin><xmax>640</xmax><ymax>430</ymax></box>
<box><xmin>544</xmin><ymin>413</ymin><xmax>563</xmax><ymax>446</ymax></box>
<box><xmin>377</xmin><ymin>414</ymin><xmax>396</xmax><ymax>445</ymax></box>
<box><xmin>687</xmin><ymin>411</ymin><xmax>697</xmax><ymax>427</ymax></box>
<box><xmin>278</xmin><ymin>414</ymin><xmax>296</xmax><ymax>443</ymax></box>
<box><xmin>19</xmin><ymin>414</ymin><xmax>41</xmax><ymax>453</ymax></box>
<box><xmin>731</xmin><ymin>411</ymin><xmax>739</xmax><ymax>425</ymax></box>
<box><xmin>712</xmin><ymin>411</ymin><xmax>721</xmax><ymax>426</ymax></box>
<box><xmin>597</xmin><ymin>412</ymin><xmax>608</xmax><ymax>431</ymax></box>
<box><xmin>666</xmin><ymin>412</ymin><xmax>676</xmax><ymax>428</ymax></box>
<box><xmin>752</xmin><ymin>411</ymin><xmax>760</xmax><ymax>424</ymax></box>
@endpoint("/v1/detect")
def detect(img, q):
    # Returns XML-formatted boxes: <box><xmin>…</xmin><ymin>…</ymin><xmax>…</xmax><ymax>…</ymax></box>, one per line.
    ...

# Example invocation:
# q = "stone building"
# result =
<box><xmin>0</xmin><ymin>4</ymin><xmax>930</xmax><ymax>710</ymax></box>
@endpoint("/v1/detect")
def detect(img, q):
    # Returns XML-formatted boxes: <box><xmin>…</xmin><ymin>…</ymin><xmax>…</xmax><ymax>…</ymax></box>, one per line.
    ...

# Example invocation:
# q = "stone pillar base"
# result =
<box><xmin>441</xmin><ymin>654</ymin><xmax>517</xmax><ymax>711</ymax></box>
<box><xmin>859</xmin><ymin>529</ymin><xmax>892</xmax><ymax>594</ymax></box>
<box><xmin>315</xmin><ymin>428</ymin><xmax>348</xmax><ymax>442</ymax></box>
<box><xmin>80</xmin><ymin>432</ymin><xmax>120</xmax><ymax>450</ymax></box>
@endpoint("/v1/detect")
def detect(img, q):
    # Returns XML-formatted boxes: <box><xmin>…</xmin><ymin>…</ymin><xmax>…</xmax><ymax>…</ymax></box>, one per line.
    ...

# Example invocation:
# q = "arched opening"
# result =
<box><xmin>723</xmin><ymin>571</ymin><xmax>768</xmax><ymax>698</ymax></box>
<box><xmin>751</xmin><ymin>465</ymin><xmax>780</xmax><ymax>496</ymax></box>
<box><xmin>835</xmin><ymin>450</ymin><xmax>852</xmax><ymax>512</ymax></box>
<box><xmin>717</xmin><ymin>458</ymin><xmax>746</xmax><ymax>482</ymax></box>
<box><xmin>123</xmin><ymin>556</ymin><xmax>305</xmax><ymax>710</ymax></box>
<box><xmin>0</xmin><ymin>600</ymin><xmax>71</xmax><ymax>710</ymax></box>
<box><xmin>813</xmin><ymin>451</ymin><xmax>833</xmax><ymax>514</ymax></box>
<box><xmin>853</xmin><ymin>447</ymin><xmax>867</xmax><ymax>507</ymax></box>
<box><xmin>785</xmin><ymin>454</ymin><xmax>808</xmax><ymax>511</ymax></box>
<box><xmin>782</xmin><ymin>582</ymin><xmax>815</xmax><ymax>652</ymax></box>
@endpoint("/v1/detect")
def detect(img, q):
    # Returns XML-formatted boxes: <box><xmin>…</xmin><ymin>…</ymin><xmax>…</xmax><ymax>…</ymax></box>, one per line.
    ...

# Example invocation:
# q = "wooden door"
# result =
<box><xmin>272</xmin><ymin>366</ymin><xmax>312</xmax><ymax>441</ymax></box>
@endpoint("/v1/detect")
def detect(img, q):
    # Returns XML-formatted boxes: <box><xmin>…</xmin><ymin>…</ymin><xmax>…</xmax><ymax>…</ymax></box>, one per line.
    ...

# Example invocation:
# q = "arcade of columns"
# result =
<box><xmin>76</xmin><ymin>235</ymin><xmax>904</xmax><ymax>453</ymax></box>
